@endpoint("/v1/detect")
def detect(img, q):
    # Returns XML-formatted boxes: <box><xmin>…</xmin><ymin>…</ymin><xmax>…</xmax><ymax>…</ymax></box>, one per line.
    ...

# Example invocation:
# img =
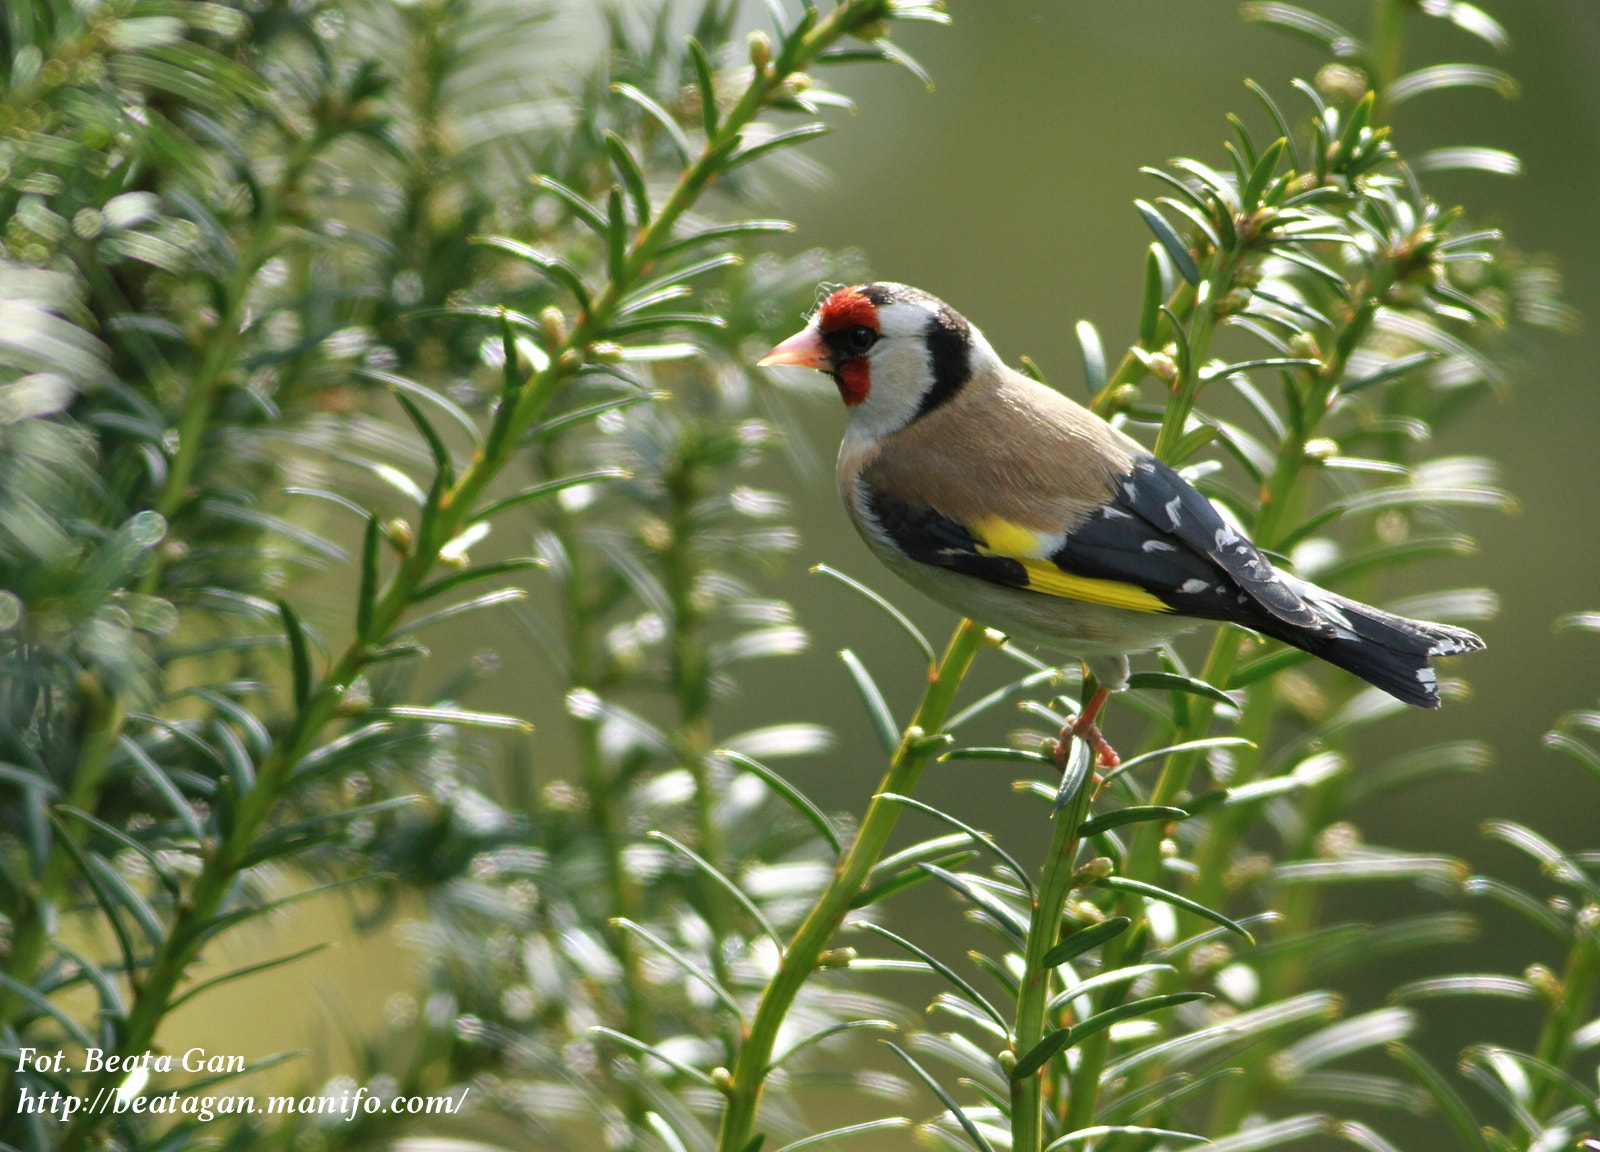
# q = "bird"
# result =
<box><xmin>758</xmin><ymin>281</ymin><xmax>1484</xmax><ymax>766</ymax></box>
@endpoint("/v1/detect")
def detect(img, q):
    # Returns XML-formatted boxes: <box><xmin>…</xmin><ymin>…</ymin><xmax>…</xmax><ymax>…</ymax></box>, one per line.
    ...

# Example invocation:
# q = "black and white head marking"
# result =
<box><xmin>838</xmin><ymin>282</ymin><xmax>997</xmax><ymax>446</ymax></box>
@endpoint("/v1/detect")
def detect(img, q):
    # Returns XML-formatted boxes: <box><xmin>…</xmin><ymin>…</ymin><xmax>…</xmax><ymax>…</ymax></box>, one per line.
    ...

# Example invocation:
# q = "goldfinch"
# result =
<box><xmin>760</xmin><ymin>282</ymin><xmax>1482</xmax><ymax>760</ymax></box>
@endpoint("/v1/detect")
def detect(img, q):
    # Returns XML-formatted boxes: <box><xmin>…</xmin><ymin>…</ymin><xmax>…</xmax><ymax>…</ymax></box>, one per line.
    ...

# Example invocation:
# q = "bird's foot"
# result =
<box><xmin>1055</xmin><ymin>719</ymin><xmax>1120</xmax><ymax>769</ymax></box>
<box><xmin>1081</xmin><ymin>723</ymin><xmax>1121</xmax><ymax>770</ymax></box>
<box><xmin>1053</xmin><ymin>684</ymin><xmax>1121</xmax><ymax>770</ymax></box>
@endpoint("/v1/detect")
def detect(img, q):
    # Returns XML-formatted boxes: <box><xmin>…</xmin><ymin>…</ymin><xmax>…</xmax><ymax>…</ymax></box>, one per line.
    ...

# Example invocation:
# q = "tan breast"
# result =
<box><xmin>845</xmin><ymin>363</ymin><xmax>1140</xmax><ymax>535</ymax></box>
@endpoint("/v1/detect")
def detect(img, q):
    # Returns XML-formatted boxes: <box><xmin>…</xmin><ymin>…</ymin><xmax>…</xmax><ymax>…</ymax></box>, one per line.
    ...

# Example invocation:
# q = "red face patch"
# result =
<box><xmin>837</xmin><ymin>359</ymin><xmax>871</xmax><ymax>406</ymax></box>
<box><xmin>817</xmin><ymin>287</ymin><xmax>878</xmax><ymax>334</ymax></box>
<box><xmin>817</xmin><ymin>287</ymin><xmax>878</xmax><ymax>406</ymax></box>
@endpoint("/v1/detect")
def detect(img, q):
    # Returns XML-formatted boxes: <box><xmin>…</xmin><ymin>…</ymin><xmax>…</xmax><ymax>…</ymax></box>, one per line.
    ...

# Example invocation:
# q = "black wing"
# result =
<box><xmin>861</xmin><ymin>457</ymin><xmax>1481</xmax><ymax>709</ymax></box>
<box><xmin>1104</xmin><ymin>456</ymin><xmax>1324</xmax><ymax>629</ymax></box>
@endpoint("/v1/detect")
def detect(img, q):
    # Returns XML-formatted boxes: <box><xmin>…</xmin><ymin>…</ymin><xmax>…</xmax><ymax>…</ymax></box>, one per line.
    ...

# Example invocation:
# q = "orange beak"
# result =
<box><xmin>758</xmin><ymin>326</ymin><xmax>832</xmax><ymax>371</ymax></box>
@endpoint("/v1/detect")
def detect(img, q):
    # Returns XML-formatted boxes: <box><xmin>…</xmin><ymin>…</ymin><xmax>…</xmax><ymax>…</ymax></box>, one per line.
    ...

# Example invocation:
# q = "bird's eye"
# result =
<box><xmin>844</xmin><ymin>325</ymin><xmax>877</xmax><ymax>355</ymax></box>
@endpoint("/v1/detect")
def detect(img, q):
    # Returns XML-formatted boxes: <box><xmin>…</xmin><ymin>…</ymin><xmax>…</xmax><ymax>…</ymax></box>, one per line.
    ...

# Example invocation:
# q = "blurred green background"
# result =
<box><xmin>175</xmin><ymin>2</ymin><xmax>1600</xmax><ymax>1144</ymax></box>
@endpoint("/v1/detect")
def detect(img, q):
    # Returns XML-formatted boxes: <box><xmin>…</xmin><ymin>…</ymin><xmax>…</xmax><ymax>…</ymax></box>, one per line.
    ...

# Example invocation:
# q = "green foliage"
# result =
<box><xmin>0</xmin><ymin>3</ymin><xmax>1589</xmax><ymax>1152</ymax></box>
<box><xmin>0</xmin><ymin>2</ymin><xmax>937</xmax><ymax>1151</ymax></box>
<box><xmin>1382</xmin><ymin>670</ymin><xmax>1600</xmax><ymax>1152</ymax></box>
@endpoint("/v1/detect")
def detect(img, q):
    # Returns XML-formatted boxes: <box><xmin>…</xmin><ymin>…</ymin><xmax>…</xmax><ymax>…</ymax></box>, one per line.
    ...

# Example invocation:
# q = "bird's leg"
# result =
<box><xmin>1054</xmin><ymin>683</ymin><xmax>1120</xmax><ymax>770</ymax></box>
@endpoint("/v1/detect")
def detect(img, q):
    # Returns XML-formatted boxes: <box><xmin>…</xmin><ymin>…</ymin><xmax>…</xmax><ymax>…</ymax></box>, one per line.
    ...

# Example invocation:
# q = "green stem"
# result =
<box><xmin>1369</xmin><ymin>0</ymin><xmax>1408</xmax><ymax>120</ymax></box>
<box><xmin>1252</xmin><ymin>292</ymin><xmax>1378</xmax><ymax>547</ymax></box>
<box><xmin>1011</xmin><ymin>745</ymin><xmax>1098</xmax><ymax>1152</ymax></box>
<box><xmin>1139</xmin><ymin>631</ymin><xmax>1242</xmax><ymax>853</ymax></box>
<box><xmin>1090</xmin><ymin>281</ymin><xmax>1198</xmax><ymax>416</ymax></box>
<box><xmin>1528</xmin><ymin>909</ymin><xmax>1600</xmax><ymax>1127</ymax></box>
<box><xmin>152</xmin><ymin>292</ymin><xmax>246</xmax><ymax>521</ymax></box>
<box><xmin>1154</xmin><ymin>258</ymin><xmax>1235</xmax><ymax>461</ymax></box>
<box><xmin>582</xmin><ymin>714</ymin><xmax>650</xmax><ymax>1028</ymax></box>
<box><xmin>145</xmin><ymin>129</ymin><xmax>325</xmax><ymax>545</ymax></box>
<box><xmin>1183</xmin><ymin>258</ymin><xmax>1387</xmax><ymax>918</ymax></box>
<box><xmin>554</xmin><ymin>485</ymin><xmax>651</xmax><ymax>1134</ymax></box>
<box><xmin>1183</xmin><ymin>684</ymin><xmax>1275</xmax><ymax>914</ymax></box>
<box><xmin>1195</xmin><ymin>287</ymin><xmax>1394</xmax><ymax>1132</ymax></box>
<box><xmin>0</xmin><ymin>69</ymin><xmax>334</xmax><ymax>1135</ymax></box>
<box><xmin>663</xmin><ymin>452</ymin><xmax>736</xmax><ymax>997</ymax></box>
<box><xmin>1063</xmin><ymin>632</ymin><xmax>1240</xmax><ymax>1130</ymax></box>
<box><xmin>714</xmin><ymin>620</ymin><xmax>987</xmax><ymax>1152</ymax></box>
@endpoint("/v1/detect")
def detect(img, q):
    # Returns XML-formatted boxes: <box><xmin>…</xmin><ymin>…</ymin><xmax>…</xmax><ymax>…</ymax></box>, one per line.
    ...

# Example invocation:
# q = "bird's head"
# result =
<box><xmin>759</xmin><ymin>282</ymin><xmax>999</xmax><ymax>439</ymax></box>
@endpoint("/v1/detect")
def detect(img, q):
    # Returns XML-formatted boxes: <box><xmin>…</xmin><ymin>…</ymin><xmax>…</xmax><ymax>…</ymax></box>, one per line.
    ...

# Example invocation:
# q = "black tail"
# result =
<box><xmin>1265</xmin><ymin>580</ymin><xmax>1485</xmax><ymax>709</ymax></box>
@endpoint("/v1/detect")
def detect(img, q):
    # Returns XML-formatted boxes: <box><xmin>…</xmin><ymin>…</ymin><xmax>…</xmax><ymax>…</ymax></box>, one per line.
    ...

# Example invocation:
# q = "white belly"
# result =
<box><xmin>873</xmin><ymin>544</ymin><xmax>1191</xmax><ymax>660</ymax></box>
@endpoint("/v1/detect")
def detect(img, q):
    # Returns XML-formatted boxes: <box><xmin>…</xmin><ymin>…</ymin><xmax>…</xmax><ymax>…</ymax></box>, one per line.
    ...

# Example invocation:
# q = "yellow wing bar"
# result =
<box><xmin>1016</xmin><ymin>559</ymin><xmax>1171</xmax><ymax>613</ymax></box>
<box><xmin>973</xmin><ymin>515</ymin><xmax>1171</xmax><ymax>614</ymax></box>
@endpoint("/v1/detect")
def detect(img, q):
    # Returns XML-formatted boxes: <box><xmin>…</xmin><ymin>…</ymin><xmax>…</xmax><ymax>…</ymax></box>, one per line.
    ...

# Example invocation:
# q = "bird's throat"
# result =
<box><xmin>835</xmin><ymin>359</ymin><xmax>871</xmax><ymax>406</ymax></box>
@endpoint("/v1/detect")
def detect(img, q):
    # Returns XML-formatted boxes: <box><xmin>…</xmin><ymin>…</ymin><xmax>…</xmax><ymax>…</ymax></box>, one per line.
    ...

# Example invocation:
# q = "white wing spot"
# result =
<box><xmin>1415</xmin><ymin>667</ymin><xmax>1438</xmax><ymax>684</ymax></box>
<box><xmin>1102</xmin><ymin>506</ymin><xmax>1133</xmax><ymax>520</ymax></box>
<box><xmin>1142</xmin><ymin>539</ymin><xmax>1177</xmax><ymax>553</ymax></box>
<box><xmin>1311</xmin><ymin>598</ymin><xmax>1355</xmax><ymax>631</ymax></box>
<box><xmin>1122</xmin><ymin>483</ymin><xmax>1140</xmax><ymax>503</ymax></box>
<box><xmin>1180</xmin><ymin>578</ymin><xmax>1209</xmax><ymax>594</ymax></box>
<box><xmin>1215</xmin><ymin>525</ymin><xmax>1241</xmax><ymax>548</ymax></box>
<box><xmin>1164</xmin><ymin>496</ymin><xmax>1183</xmax><ymax>530</ymax></box>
